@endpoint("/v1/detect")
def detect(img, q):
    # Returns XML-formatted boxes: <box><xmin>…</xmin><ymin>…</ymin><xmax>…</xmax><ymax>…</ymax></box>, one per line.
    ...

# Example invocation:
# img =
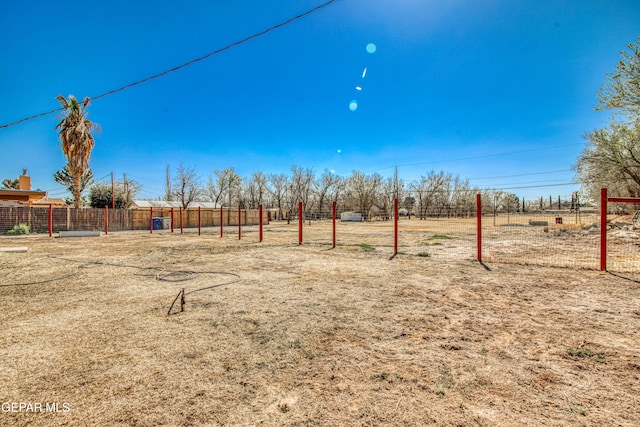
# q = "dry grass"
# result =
<box><xmin>1</xmin><ymin>221</ymin><xmax>639</xmax><ymax>426</ymax></box>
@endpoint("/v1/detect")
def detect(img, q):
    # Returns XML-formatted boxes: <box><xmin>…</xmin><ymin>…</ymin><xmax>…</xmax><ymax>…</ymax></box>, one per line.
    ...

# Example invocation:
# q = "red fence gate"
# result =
<box><xmin>600</xmin><ymin>188</ymin><xmax>640</xmax><ymax>272</ymax></box>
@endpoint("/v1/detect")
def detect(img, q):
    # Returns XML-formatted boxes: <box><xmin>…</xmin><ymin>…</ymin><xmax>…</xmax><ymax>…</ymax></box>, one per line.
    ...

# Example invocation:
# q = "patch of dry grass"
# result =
<box><xmin>0</xmin><ymin>222</ymin><xmax>639</xmax><ymax>425</ymax></box>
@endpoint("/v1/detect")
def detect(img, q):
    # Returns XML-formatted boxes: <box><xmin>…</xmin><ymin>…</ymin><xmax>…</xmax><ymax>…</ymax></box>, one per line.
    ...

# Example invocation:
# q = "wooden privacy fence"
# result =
<box><xmin>132</xmin><ymin>207</ymin><xmax>266</xmax><ymax>230</ymax></box>
<box><xmin>0</xmin><ymin>206</ymin><xmax>267</xmax><ymax>234</ymax></box>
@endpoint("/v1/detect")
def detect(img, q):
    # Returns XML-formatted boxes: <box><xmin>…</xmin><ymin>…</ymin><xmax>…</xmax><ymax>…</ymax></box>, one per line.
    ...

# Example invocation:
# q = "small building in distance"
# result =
<box><xmin>340</xmin><ymin>211</ymin><xmax>363</xmax><ymax>222</ymax></box>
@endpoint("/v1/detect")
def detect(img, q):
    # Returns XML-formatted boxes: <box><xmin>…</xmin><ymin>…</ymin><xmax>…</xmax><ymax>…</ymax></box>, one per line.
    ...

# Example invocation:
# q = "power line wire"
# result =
<box><xmin>0</xmin><ymin>0</ymin><xmax>339</xmax><ymax>129</ymax></box>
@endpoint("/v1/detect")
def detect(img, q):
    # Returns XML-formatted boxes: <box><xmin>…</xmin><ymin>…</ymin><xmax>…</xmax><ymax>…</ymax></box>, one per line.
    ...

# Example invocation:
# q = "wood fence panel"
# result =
<box><xmin>0</xmin><ymin>207</ymin><xmax>267</xmax><ymax>234</ymax></box>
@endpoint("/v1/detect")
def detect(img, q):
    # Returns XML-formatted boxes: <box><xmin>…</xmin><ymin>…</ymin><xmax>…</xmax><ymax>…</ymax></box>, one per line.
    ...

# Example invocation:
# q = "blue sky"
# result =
<box><xmin>1</xmin><ymin>0</ymin><xmax>639</xmax><ymax>201</ymax></box>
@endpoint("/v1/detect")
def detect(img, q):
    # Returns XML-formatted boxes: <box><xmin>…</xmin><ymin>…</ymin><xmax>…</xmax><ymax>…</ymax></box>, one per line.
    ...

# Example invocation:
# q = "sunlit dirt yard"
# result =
<box><xmin>1</xmin><ymin>221</ymin><xmax>639</xmax><ymax>426</ymax></box>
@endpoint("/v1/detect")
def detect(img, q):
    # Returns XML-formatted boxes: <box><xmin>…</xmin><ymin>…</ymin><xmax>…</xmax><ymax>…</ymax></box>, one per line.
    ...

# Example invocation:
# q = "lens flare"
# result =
<box><xmin>349</xmin><ymin>100</ymin><xmax>358</xmax><ymax>111</ymax></box>
<box><xmin>366</xmin><ymin>43</ymin><xmax>377</xmax><ymax>54</ymax></box>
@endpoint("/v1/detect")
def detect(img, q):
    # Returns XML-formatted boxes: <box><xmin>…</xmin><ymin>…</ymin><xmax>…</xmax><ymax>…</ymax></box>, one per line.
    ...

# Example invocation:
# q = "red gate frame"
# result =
<box><xmin>600</xmin><ymin>188</ymin><xmax>640</xmax><ymax>271</ymax></box>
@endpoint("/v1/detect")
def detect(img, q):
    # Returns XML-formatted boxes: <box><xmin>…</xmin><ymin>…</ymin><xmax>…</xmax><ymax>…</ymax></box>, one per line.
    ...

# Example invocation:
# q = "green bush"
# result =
<box><xmin>6</xmin><ymin>223</ymin><xmax>30</xmax><ymax>235</ymax></box>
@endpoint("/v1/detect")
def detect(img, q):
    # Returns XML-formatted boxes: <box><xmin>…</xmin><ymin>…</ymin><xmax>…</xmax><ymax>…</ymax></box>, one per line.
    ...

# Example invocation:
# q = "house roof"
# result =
<box><xmin>0</xmin><ymin>189</ymin><xmax>47</xmax><ymax>204</ymax></box>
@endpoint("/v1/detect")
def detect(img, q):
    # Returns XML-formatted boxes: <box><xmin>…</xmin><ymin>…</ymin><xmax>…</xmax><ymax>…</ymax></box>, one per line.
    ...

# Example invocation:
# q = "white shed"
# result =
<box><xmin>340</xmin><ymin>212</ymin><xmax>363</xmax><ymax>222</ymax></box>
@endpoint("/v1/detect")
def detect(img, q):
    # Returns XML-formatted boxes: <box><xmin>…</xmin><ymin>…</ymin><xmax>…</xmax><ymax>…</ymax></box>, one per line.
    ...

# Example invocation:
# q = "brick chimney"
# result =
<box><xmin>18</xmin><ymin>169</ymin><xmax>31</xmax><ymax>191</ymax></box>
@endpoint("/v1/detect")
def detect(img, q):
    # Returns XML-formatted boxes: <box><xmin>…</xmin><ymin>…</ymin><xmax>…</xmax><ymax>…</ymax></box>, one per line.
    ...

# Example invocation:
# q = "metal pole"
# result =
<box><xmin>179</xmin><ymin>207</ymin><xmax>183</xmax><ymax>234</ymax></box>
<box><xmin>48</xmin><ymin>204</ymin><xmax>53</xmax><ymax>237</ymax></box>
<box><xmin>150</xmin><ymin>206</ymin><xmax>153</xmax><ymax>234</ymax></box>
<box><xmin>198</xmin><ymin>206</ymin><xmax>201</xmax><ymax>236</ymax></box>
<box><xmin>104</xmin><ymin>205</ymin><xmax>108</xmax><ymax>235</ymax></box>
<box><xmin>298</xmin><ymin>201</ymin><xmax>303</xmax><ymax>245</ymax></box>
<box><xmin>220</xmin><ymin>206</ymin><xmax>224</xmax><ymax>238</ymax></box>
<box><xmin>600</xmin><ymin>188</ymin><xmax>607</xmax><ymax>271</ymax></box>
<box><xmin>477</xmin><ymin>194</ymin><xmax>482</xmax><ymax>262</ymax></box>
<box><xmin>259</xmin><ymin>204</ymin><xmax>263</xmax><ymax>242</ymax></box>
<box><xmin>170</xmin><ymin>208</ymin><xmax>174</xmax><ymax>233</ymax></box>
<box><xmin>394</xmin><ymin>198</ymin><xmax>398</xmax><ymax>255</ymax></box>
<box><xmin>332</xmin><ymin>201</ymin><xmax>336</xmax><ymax>249</ymax></box>
<box><xmin>238</xmin><ymin>205</ymin><xmax>242</xmax><ymax>240</ymax></box>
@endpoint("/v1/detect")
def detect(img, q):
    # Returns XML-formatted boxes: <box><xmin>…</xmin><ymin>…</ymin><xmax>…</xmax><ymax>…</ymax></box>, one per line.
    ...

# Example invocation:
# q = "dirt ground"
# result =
<box><xmin>1</xmin><ymin>221</ymin><xmax>639</xmax><ymax>426</ymax></box>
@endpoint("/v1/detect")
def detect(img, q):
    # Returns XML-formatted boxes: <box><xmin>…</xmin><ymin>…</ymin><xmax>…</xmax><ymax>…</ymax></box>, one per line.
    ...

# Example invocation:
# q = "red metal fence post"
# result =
<box><xmin>179</xmin><ymin>207</ymin><xmax>183</xmax><ymax>234</ymax></box>
<box><xmin>198</xmin><ymin>206</ymin><xmax>201</xmax><ymax>236</ymax></box>
<box><xmin>104</xmin><ymin>205</ymin><xmax>108</xmax><ymax>235</ymax></box>
<box><xmin>298</xmin><ymin>201</ymin><xmax>303</xmax><ymax>245</ymax></box>
<box><xmin>150</xmin><ymin>206</ymin><xmax>153</xmax><ymax>234</ymax></box>
<box><xmin>238</xmin><ymin>205</ymin><xmax>242</xmax><ymax>240</ymax></box>
<box><xmin>394</xmin><ymin>198</ymin><xmax>398</xmax><ymax>255</ymax></box>
<box><xmin>600</xmin><ymin>188</ymin><xmax>607</xmax><ymax>271</ymax></box>
<box><xmin>220</xmin><ymin>206</ymin><xmax>224</xmax><ymax>238</ymax></box>
<box><xmin>476</xmin><ymin>194</ymin><xmax>482</xmax><ymax>262</ymax></box>
<box><xmin>259</xmin><ymin>204</ymin><xmax>263</xmax><ymax>242</ymax></box>
<box><xmin>332</xmin><ymin>201</ymin><xmax>336</xmax><ymax>249</ymax></box>
<box><xmin>48</xmin><ymin>204</ymin><xmax>53</xmax><ymax>237</ymax></box>
<box><xmin>170</xmin><ymin>208</ymin><xmax>174</xmax><ymax>233</ymax></box>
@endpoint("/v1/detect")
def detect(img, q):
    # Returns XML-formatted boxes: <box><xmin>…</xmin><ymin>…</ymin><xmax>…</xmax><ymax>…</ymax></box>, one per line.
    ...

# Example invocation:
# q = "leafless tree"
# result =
<box><xmin>207</xmin><ymin>167</ymin><xmax>242</xmax><ymax>207</ymax></box>
<box><xmin>314</xmin><ymin>170</ymin><xmax>342</xmax><ymax>218</ymax></box>
<box><xmin>244</xmin><ymin>171</ymin><xmax>268</xmax><ymax>209</ymax></box>
<box><xmin>172</xmin><ymin>164</ymin><xmax>203</xmax><ymax>209</ymax></box>
<box><xmin>346</xmin><ymin>171</ymin><xmax>382</xmax><ymax>220</ymax></box>
<box><xmin>290</xmin><ymin>166</ymin><xmax>315</xmax><ymax>216</ymax></box>
<box><xmin>268</xmin><ymin>173</ymin><xmax>288</xmax><ymax>220</ymax></box>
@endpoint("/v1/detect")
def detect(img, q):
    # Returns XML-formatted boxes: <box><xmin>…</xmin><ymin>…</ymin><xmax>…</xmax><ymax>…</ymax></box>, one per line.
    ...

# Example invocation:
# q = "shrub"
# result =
<box><xmin>6</xmin><ymin>223</ymin><xmax>30</xmax><ymax>235</ymax></box>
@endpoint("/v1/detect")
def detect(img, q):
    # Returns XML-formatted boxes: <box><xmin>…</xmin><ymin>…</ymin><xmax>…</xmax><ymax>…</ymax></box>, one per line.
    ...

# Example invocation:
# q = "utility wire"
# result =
<box><xmin>0</xmin><ymin>0</ymin><xmax>339</xmax><ymax>129</ymax></box>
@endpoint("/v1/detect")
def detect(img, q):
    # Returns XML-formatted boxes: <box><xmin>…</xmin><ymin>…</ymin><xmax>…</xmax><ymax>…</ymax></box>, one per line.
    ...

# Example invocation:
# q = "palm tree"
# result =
<box><xmin>55</xmin><ymin>95</ymin><xmax>98</xmax><ymax>208</ymax></box>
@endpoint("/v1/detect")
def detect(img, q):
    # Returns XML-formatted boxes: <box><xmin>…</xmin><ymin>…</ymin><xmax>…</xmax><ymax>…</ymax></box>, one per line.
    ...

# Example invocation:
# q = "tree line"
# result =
<box><xmin>164</xmin><ymin>164</ymin><xmax>527</xmax><ymax>219</ymax></box>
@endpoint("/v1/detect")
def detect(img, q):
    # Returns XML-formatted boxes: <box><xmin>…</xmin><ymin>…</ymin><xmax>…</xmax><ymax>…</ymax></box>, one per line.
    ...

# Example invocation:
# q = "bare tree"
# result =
<box><xmin>207</xmin><ymin>168</ymin><xmax>242</xmax><ymax>207</ymax></box>
<box><xmin>411</xmin><ymin>171</ymin><xmax>448</xmax><ymax>219</ymax></box>
<box><xmin>314</xmin><ymin>170</ymin><xmax>342</xmax><ymax>218</ymax></box>
<box><xmin>268</xmin><ymin>173</ymin><xmax>288</xmax><ymax>220</ymax></box>
<box><xmin>378</xmin><ymin>177</ymin><xmax>403</xmax><ymax>220</ymax></box>
<box><xmin>346</xmin><ymin>171</ymin><xmax>382</xmax><ymax>220</ymax></box>
<box><xmin>290</xmin><ymin>166</ymin><xmax>315</xmax><ymax>215</ymax></box>
<box><xmin>244</xmin><ymin>171</ymin><xmax>268</xmax><ymax>209</ymax></box>
<box><xmin>172</xmin><ymin>164</ymin><xmax>202</xmax><ymax>209</ymax></box>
